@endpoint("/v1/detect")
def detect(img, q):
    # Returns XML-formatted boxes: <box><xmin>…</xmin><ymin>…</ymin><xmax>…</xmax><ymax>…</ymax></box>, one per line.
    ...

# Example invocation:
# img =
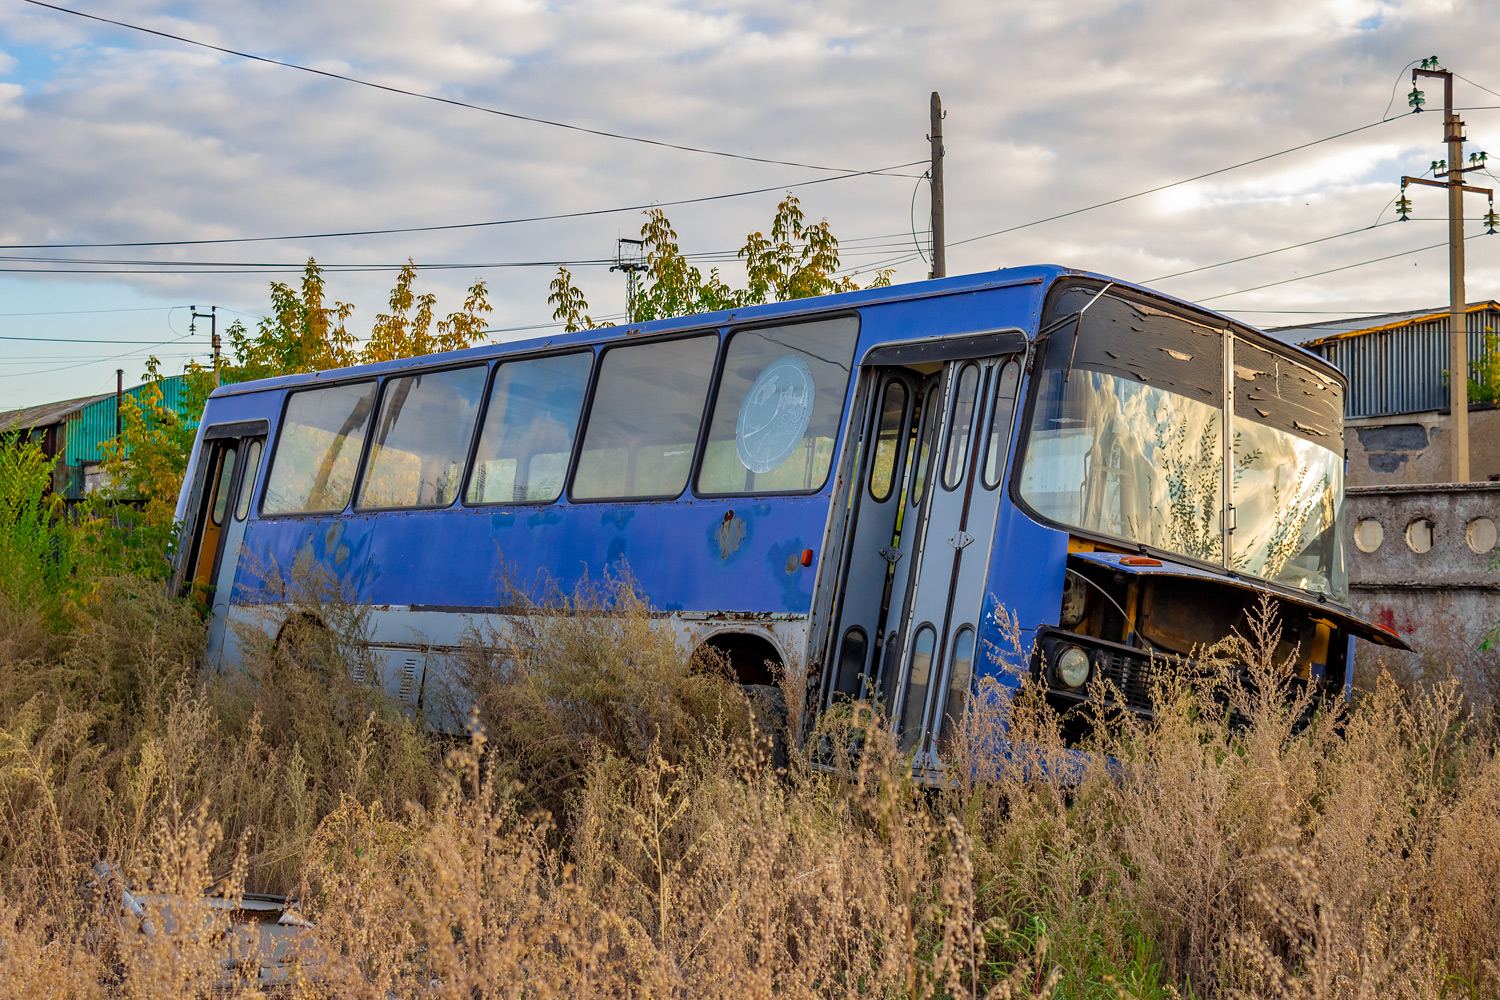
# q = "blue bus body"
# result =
<box><xmin>172</xmin><ymin>265</ymin><xmax>1405</xmax><ymax>765</ymax></box>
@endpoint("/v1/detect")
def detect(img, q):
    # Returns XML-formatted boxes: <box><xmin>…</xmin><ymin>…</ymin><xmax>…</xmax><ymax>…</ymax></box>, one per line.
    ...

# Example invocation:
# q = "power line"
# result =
<box><xmin>1382</xmin><ymin>60</ymin><xmax>1422</xmax><ymax>121</ymax></box>
<box><xmin>1223</xmin><ymin>309</ymin><xmax>1415</xmax><ymax>315</ymax></box>
<box><xmin>947</xmin><ymin>116</ymin><xmax>1403</xmax><ymax>251</ymax></box>
<box><xmin>1197</xmin><ymin>231</ymin><xmax>1491</xmax><ymax>302</ymax></box>
<box><xmin>1145</xmin><ymin>220</ymin><xmax>1404</xmax><ymax>283</ymax></box>
<box><xmin>1455</xmin><ymin>72</ymin><xmax>1500</xmax><ymax>103</ymax></box>
<box><xmin>0</xmin><ymin>334</ymin><xmax>206</xmax><ymax>343</ymax></box>
<box><xmin>0</xmin><ymin>305</ymin><xmax>182</xmax><ymax>317</ymax></box>
<box><xmin>0</xmin><ymin>244</ymin><xmax>926</xmax><ymax>274</ymax></box>
<box><xmin>0</xmin><ymin>333</ymin><xmax>197</xmax><ymax>378</ymax></box>
<box><xmin>0</xmin><ymin>161</ymin><xmax>925</xmax><ymax>251</ymax></box>
<box><xmin>23</xmin><ymin>0</ymin><xmax>911</xmax><ymax>177</ymax></box>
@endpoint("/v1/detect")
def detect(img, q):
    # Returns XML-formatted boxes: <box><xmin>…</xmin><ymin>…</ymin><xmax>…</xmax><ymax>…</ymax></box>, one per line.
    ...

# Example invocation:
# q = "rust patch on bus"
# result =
<box><xmin>716</xmin><ymin>510</ymin><xmax>746</xmax><ymax>559</ymax></box>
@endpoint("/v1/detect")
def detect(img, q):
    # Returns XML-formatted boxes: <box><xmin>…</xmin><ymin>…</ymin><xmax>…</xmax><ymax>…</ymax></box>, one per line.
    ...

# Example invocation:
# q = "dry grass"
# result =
<box><xmin>2</xmin><ymin>435</ymin><xmax>1498</xmax><ymax>996</ymax></box>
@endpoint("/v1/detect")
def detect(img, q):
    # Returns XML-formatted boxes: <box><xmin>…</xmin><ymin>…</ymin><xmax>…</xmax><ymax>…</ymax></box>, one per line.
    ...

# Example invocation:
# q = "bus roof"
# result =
<box><xmin>207</xmin><ymin>264</ymin><xmax>1341</xmax><ymax>399</ymax></box>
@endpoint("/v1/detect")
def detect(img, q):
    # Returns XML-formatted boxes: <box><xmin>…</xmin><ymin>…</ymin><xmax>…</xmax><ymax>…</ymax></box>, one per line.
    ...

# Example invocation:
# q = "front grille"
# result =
<box><xmin>1035</xmin><ymin>629</ymin><xmax>1180</xmax><ymax>717</ymax></box>
<box><xmin>1035</xmin><ymin>629</ymin><xmax>1317</xmax><ymax>733</ymax></box>
<box><xmin>1091</xmin><ymin>644</ymin><xmax>1165</xmax><ymax>715</ymax></box>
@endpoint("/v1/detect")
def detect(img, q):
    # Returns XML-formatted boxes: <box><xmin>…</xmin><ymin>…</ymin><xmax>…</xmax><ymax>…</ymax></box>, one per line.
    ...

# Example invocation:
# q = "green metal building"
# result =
<box><xmin>0</xmin><ymin>374</ymin><xmax>198</xmax><ymax>499</ymax></box>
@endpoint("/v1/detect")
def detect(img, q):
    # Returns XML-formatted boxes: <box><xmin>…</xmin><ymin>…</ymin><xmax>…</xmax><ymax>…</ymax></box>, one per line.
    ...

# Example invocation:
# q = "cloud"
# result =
<box><xmin>0</xmin><ymin>0</ymin><xmax>1496</xmax><ymax>405</ymax></box>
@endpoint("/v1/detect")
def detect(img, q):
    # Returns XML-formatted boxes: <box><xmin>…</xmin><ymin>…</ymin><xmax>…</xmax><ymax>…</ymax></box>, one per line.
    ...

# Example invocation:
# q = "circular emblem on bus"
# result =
<box><xmin>736</xmin><ymin>355</ymin><xmax>815</xmax><ymax>474</ymax></box>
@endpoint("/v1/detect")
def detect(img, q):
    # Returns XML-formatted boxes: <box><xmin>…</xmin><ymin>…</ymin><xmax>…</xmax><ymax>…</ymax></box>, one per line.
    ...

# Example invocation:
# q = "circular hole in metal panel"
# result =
<box><xmin>1352</xmin><ymin>518</ymin><xmax>1383</xmax><ymax>553</ymax></box>
<box><xmin>1405</xmin><ymin>517</ymin><xmax>1435</xmax><ymax>554</ymax></box>
<box><xmin>1467</xmin><ymin>517</ymin><xmax>1497</xmax><ymax>554</ymax></box>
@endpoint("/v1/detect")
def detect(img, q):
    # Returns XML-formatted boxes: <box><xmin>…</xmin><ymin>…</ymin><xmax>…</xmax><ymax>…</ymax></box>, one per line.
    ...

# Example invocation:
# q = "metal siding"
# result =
<box><xmin>64</xmin><ymin>375</ymin><xmax>197</xmax><ymax>465</ymax></box>
<box><xmin>1306</xmin><ymin>307</ymin><xmax>1500</xmax><ymax>418</ymax></box>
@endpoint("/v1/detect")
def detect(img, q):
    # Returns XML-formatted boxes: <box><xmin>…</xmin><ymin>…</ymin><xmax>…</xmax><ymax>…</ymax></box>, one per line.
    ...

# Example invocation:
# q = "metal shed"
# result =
<box><xmin>64</xmin><ymin>375</ymin><xmax>196</xmax><ymax>467</ymax></box>
<box><xmin>1273</xmin><ymin>302</ymin><xmax>1500</xmax><ymax>419</ymax></box>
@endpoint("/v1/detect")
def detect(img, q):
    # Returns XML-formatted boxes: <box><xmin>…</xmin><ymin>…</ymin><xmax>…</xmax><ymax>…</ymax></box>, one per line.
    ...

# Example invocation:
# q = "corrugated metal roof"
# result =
<box><xmin>1270</xmin><ymin>301</ymin><xmax>1500</xmax><ymax>346</ymax></box>
<box><xmin>64</xmin><ymin>375</ymin><xmax>198</xmax><ymax>464</ymax></box>
<box><xmin>0</xmin><ymin>392</ymin><xmax>112</xmax><ymax>433</ymax></box>
<box><xmin>1277</xmin><ymin>303</ymin><xmax>1500</xmax><ymax>418</ymax></box>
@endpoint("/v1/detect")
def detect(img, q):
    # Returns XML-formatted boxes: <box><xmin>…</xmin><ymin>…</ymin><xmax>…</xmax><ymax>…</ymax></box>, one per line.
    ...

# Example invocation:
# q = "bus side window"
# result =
<box><xmin>909</xmin><ymin>384</ymin><xmax>939</xmax><ymax>508</ymax></box>
<box><xmin>467</xmin><ymin>352</ymin><xmax>592</xmax><ymax>505</ymax></box>
<box><xmin>233</xmin><ymin>439</ymin><xmax>263</xmax><ymax>521</ymax></box>
<box><xmin>982</xmin><ymin>360</ymin><xmax>1020</xmax><ymax>489</ymax></box>
<box><xmin>359</xmin><ymin>365</ymin><xmax>487</xmax><ymax>509</ymax></box>
<box><xmin>571</xmin><ymin>335</ymin><xmax>719</xmax><ymax>501</ymax></box>
<box><xmin>210</xmin><ymin>444</ymin><xmax>238</xmax><ymax>527</ymax></box>
<box><xmin>868</xmin><ymin>381</ymin><xmax>908</xmax><ymax>501</ymax></box>
<box><xmin>941</xmin><ymin>363</ymin><xmax>980</xmax><ymax>489</ymax></box>
<box><xmin>263</xmin><ymin>381</ymin><xmax>377</xmax><ymax>514</ymax></box>
<box><xmin>696</xmin><ymin>316</ymin><xmax>860</xmax><ymax>495</ymax></box>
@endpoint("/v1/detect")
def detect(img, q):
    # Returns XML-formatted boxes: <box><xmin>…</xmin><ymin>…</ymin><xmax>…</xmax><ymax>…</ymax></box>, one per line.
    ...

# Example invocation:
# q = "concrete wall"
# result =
<box><xmin>1345</xmin><ymin>483</ymin><xmax>1500</xmax><ymax>698</ymax></box>
<box><xmin>1344</xmin><ymin>406</ymin><xmax>1500</xmax><ymax>487</ymax></box>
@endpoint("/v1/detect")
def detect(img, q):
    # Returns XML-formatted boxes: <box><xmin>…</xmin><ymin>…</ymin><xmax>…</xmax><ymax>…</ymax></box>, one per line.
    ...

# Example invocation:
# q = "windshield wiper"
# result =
<box><xmin>1036</xmin><ymin>282</ymin><xmax>1115</xmax><ymax>382</ymax></box>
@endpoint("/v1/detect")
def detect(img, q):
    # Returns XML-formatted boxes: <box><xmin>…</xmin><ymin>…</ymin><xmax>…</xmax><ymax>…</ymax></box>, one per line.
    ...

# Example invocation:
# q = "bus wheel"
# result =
<box><xmin>741</xmin><ymin>683</ymin><xmax>788</xmax><ymax>772</ymax></box>
<box><xmin>274</xmin><ymin>613</ymin><xmax>337</xmax><ymax>679</ymax></box>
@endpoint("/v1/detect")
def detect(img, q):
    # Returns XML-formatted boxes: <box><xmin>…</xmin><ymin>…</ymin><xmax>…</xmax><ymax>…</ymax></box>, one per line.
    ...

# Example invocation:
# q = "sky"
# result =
<box><xmin>1</xmin><ymin>0</ymin><xmax>1497</xmax><ymax>408</ymax></box>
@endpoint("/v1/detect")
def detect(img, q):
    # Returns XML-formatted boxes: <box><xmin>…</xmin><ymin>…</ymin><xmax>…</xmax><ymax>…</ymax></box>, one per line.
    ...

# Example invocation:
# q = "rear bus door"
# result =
<box><xmin>178</xmin><ymin>421</ymin><xmax>268</xmax><ymax>664</ymax></box>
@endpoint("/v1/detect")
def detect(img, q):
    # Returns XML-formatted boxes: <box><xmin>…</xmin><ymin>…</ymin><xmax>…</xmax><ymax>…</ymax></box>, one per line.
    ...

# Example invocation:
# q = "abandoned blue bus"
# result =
<box><xmin>171</xmin><ymin>265</ymin><xmax>1406</xmax><ymax>768</ymax></box>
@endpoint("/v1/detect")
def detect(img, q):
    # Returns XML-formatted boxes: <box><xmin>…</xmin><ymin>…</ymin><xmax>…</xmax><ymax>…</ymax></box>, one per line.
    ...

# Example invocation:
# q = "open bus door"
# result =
<box><xmin>820</xmin><ymin>331</ymin><xmax>1024</xmax><ymax>770</ymax></box>
<box><xmin>175</xmin><ymin>420</ymin><xmax>267</xmax><ymax>664</ymax></box>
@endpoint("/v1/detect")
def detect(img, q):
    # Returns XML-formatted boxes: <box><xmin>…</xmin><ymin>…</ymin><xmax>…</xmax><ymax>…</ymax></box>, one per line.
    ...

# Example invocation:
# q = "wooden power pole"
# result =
<box><xmin>1399</xmin><ymin>60</ymin><xmax>1496</xmax><ymax>482</ymax></box>
<box><xmin>929</xmin><ymin>92</ymin><xmax>945</xmax><ymax>279</ymax></box>
<box><xmin>191</xmin><ymin>305</ymin><xmax>220</xmax><ymax>386</ymax></box>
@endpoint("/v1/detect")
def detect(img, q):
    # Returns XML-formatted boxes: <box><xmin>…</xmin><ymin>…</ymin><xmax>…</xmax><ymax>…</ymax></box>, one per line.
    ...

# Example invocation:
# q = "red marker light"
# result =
<box><xmin>1120</xmin><ymin>556</ymin><xmax>1162</xmax><ymax>567</ymax></box>
<box><xmin>800</xmin><ymin>548</ymin><xmax>814</xmax><ymax>567</ymax></box>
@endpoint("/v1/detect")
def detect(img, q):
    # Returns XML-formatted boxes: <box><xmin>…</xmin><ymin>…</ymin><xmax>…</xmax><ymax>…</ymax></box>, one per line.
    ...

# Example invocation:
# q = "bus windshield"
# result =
<box><xmin>1018</xmin><ymin>285</ymin><xmax>1347</xmax><ymax>601</ymax></box>
<box><xmin>1230</xmin><ymin>338</ymin><xmax>1346</xmax><ymax>600</ymax></box>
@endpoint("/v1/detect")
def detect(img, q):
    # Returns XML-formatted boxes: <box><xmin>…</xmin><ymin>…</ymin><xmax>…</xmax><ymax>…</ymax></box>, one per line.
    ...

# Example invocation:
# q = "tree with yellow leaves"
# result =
<box><xmin>360</xmin><ymin>261</ymin><xmax>493</xmax><ymax>364</ymax></box>
<box><xmin>548</xmin><ymin>194</ymin><xmax>891</xmax><ymax>333</ymax></box>
<box><xmin>227</xmin><ymin>258</ymin><xmax>493</xmax><ymax>376</ymax></box>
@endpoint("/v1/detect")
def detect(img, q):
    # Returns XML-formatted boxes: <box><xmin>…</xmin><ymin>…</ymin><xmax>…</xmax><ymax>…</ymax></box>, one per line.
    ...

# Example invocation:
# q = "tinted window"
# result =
<box><xmin>263</xmin><ymin>382</ymin><xmax>376</xmax><ymax>514</ymax></box>
<box><xmin>939</xmin><ymin>627</ymin><xmax>975</xmax><ymax>748</ymax></box>
<box><xmin>359</xmin><ymin>366</ymin><xmax>487</xmax><ymax>509</ymax></box>
<box><xmin>833</xmin><ymin>626</ymin><xmax>868</xmax><ymax>700</ymax></box>
<box><xmin>910</xmin><ymin>384</ymin><xmax>939</xmax><ymax>508</ymax></box>
<box><xmin>869</xmin><ymin>381</ymin><xmax>907</xmax><ymax>502</ymax></box>
<box><xmin>210</xmin><ymin>445</ymin><xmax>237</xmax><ymax>527</ymax></box>
<box><xmin>467</xmin><ymin>352</ymin><xmax>592</xmax><ymax>505</ymax></box>
<box><xmin>942</xmin><ymin>364</ymin><xmax>980</xmax><ymax>489</ymax></box>
<box><xmin>696</xmin><ymin>317</ymin><xmax>859</xmax><ymax>495</ymax></box>
<box><xmin>900</xmin><ymin>625</ymin><xmax>936</xmax><ymax>753</ymax></box>
<box><xmin>982</xmin><ymin>360</ymin><xmax>1020</xmax><ymax>489</ymax></box>
<box><xmin>572</xmin><ymin>335</ymin><xmax>718</xmax><ymax>500</ymax></box>
<box><xmin>234</xmin><ymin>439</ymin><xmax>262</xmax><ymax>521</ymax></box>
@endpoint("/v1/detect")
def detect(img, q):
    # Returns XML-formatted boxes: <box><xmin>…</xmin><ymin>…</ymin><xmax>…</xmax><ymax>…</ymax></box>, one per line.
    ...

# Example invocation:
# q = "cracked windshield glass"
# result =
<box><xmin>1231</xmin><ymin>338</ymin><xmax>1347</xmax><ymax>600</ymax></box>
<box><xmin>1018</xmin><ymin>286</ymin><xmax>1347</xmax><ymax>601</ymax></box>
<box><xmin>1020</xmin><ymin>288</ymin><xmax>1226</xmax><ymax>565</ymax></box>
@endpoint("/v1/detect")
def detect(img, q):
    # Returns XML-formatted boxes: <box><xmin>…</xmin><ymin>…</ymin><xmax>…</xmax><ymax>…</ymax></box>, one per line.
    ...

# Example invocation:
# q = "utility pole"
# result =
<box><xmin>1398</xmin><ymin>59</ymin><xmax>1498</xmax><ymax>482</ymax></box>
<box><xmin>610</xmin><ymin>239</ymin><xmax>647</xmax><ymax>322</ymax></box>
<box><xmin>929</xmin><ymin>91</ymin><xmax>946</xmax><ymax>279</ymax></box>
<box><xmin>115</xmin><ymin>369</ymin><xmax>123</xmax><ymax>439</ymax></box>
<box><xmin>190</xmin><ymin>305</ymin><xmax>220</xmax><ymax>385</ymax></box>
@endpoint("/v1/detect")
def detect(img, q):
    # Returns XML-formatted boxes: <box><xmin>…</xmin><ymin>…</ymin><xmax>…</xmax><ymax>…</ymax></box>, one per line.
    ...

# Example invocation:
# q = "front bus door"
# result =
<box><xmin>176</xmin><ymin>421</ymin><xmax>268</xmax><ymax>665</ymax></box>
<box><xmin>821</xmin><ymin>331</ymin><xmax>1025</xmax><ymax>772</ymax></box>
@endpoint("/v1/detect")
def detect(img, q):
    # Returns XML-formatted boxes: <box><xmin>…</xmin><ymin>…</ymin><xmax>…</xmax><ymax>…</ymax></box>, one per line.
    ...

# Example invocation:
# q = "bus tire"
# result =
<box><xmin>741</xmin><ymin>683</ymin><xmax>788</xmax><ymax>772</ymax></box>
<box><xmin>274</xmin><ymin>613</ymin><xmax>336</xmax><ymax>680</ymax></box>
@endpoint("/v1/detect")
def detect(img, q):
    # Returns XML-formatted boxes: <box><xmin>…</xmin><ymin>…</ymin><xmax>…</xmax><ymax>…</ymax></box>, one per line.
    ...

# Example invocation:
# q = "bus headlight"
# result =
<box><xmin>1053</xmin><ymin>645</ymin><xmax>1092</xmax><ymax>689</ymax></box>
